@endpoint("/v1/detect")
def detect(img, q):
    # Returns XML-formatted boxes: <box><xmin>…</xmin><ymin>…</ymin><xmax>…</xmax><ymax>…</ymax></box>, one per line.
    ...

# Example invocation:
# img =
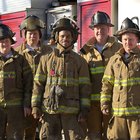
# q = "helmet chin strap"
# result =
<box><xmin>57</xmin><ymin>41</ymin><xmax>75</xmax><ymax>49</ymax></box>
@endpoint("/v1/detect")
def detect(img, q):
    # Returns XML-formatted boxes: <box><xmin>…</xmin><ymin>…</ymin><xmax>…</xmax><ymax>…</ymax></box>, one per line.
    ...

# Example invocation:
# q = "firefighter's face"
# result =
<box><xmin>122</xmin><ymin>33</ymin><xmax>138</xmax><ymax>53</ymax></box>
<box><xmin>0</xmin><ymin>38</ymin><xmax>12</xmax><ymax>55</ymax></box>
<box><xmin>58</xmin><ymin>30</ymin><xmax>73</xmax><ymax>48</ymax></box>
<box><xmin>93</xmin><ymin>24</ymin><xmax>109</xmax><ymax>45</ymax></box>
<box><xmin>26</xmin><ymin>30</ymin><xmax>40</xmax><ymax>47</ymax></box>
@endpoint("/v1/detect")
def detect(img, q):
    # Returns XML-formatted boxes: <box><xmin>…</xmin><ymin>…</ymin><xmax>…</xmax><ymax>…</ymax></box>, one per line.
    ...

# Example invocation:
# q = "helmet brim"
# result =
<box><xmin>53</xmin><ymin>26</ymin><xmax>75</xmax><ymax>32</ymax></box>
<box><xmin>11</xmin><ymin>38</ymin><xmax>16</xmax><ymax>44</ymax></box>
<box><xmin>19</xmin><ymin>16</ymin><xmax>45</xmax><ymax>31</ymax></box>
<box><xmin>0</xmin><ymin>36</ymin><xmax>16</xmax><ymax>45</ymax></box>
<box><xmin>89</xmin><ymin>23</ymin><xmax>114</xmax><ymax>29</ymax></box>
<box><xmin>114</xmin><ymin>28</ymin><xmax>140</xmax><ymax>42</ymax></box>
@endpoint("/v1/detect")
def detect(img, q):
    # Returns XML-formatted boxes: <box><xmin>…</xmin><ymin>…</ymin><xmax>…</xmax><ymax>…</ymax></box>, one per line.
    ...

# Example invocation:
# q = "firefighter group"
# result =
<box><xmin>0</xmin><ymin>10</ymin><xmax>140</xmax><ymax>140</ymax></box>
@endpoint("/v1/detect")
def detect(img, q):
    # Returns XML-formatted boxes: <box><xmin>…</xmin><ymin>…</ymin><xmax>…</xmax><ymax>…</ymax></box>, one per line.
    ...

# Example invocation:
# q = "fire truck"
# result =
<box><xmin>0</xmin><ymin>0</ymin><xmax>77</xmax><ymax>47</ymax></box>
<box><xmin>0</xmin><ymin>0</ymin><xmax>140</xmax><ymax>50</ymax></box>
<box><xmin>0</xmin><ymin>0</ymin><xmax>140</xmax><ymax>139</ymax></box>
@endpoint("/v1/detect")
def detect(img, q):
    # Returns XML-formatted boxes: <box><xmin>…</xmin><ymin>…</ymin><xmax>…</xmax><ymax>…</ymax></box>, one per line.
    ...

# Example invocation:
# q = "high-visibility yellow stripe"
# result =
<box><xmin>34</xmin><ymin>74</ymin><xmax>46</xmax><ymax>81</ymax></box>
<box><xmin>42</xmin><ymin>105</ymin><xmax>79</xmax><ymax>114</ymax></box>
<box><xmin>91</xmin><ymin>94</ymin><xmax>100</xmax><ymax>101</ymax></box>
<box><xmin>0</xmin><ymin>71</ymin><xmax>15</xmax><ymax>78</ymax></box>
<box><xmin>103</xmin><ymin>75</ymin><xmax>140</xmax><ymax>87</ymax></box>
<box><xmin>0</xmin><ymin>98</ymin><xmax>22</xmax><ymax>106</ymax></box>
<box><xmin>102</xmin><ymin>75</ymin><xmax>114</xmax><ymax>85</ymax></box>
<box><xmin>35</xmin><ymin>76</ymin><xmax>90</xmax><ymax>86</ymax></box>
<box><xmin>23</xmin><ymin>66</ymin><xmax>32</xmax><ymax>74</ymax></box>
<box><xmin>79</xmin><ymin>77</ymin><xmax>90</xmax><ymax>84</ymax></box>
<box><xmin>112</xmin><ymin>106</ymin><xmax>140</xmax><ymax>116</ymax></box>
<box><xmin>100</xmin><ymin>94</ymin><xmax>111</xmax><ymax>102</ymax></box>
<box><xmin>46</xmin><ymin>77</ymin><xmax>79</xmax><ymax>86</ymax></box>
<box><xmin>90</xmin><ymin>66</ymin><xmax>105</xmax><ymax>74</ymax></box>
<box><xmin>32</xmin><ymin>94</ymin><xmax>42</xmax><ymax>105</ymax></box>
<box><xmin>114</xmin><ymin>77</ymin><xmax>140</xmax><ymax>87</ymax></box>
<box><xmin>30</xmin><ymin>64</ymin><xmax>38</xmax><ymax>69</ymax></box>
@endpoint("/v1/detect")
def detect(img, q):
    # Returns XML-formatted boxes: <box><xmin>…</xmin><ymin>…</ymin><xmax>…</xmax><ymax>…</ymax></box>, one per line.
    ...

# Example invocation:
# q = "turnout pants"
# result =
<box><xmin>39</xmin><ymin>113</ymin><xmax>85</xmax><ymax>140</ymax></box>
<box><xmin>84</xmin><ymin>102</ymin><xmax>111</xmax><ymax>140</ymax></box>
<box><xmin>24</xmin><ymin>115</ymin><xmax>37</xmax><ymax>140</ymax></box>
<box><xmin>0</xmin><ymin>106</ymin><xmax>24</xmax><ymax>140</ymax></box>
<box><xmin>107</xmin><ymin>116</ymin><xmax>140</xmax><ymax>140</ymax></box>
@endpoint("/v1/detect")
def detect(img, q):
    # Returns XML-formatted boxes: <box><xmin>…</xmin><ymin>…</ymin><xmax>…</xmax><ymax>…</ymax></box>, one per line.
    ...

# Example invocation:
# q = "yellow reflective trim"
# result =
<box><xmin>102</xmin><ymin>75</ymin><xmax>114</xmax><ymax>84</ymax></box>
<box><xmin>23</xmin><ymin>65</ymin><xmax>32</xmax><ymax>74</ymax></box>
<box><xmin>42</xmin><ymin>105</ymin><xmax>79</xmax><ymax>114</ymax></box>
<box><xmin>32</xmin><ymin>94</ymin><xmax>42</xmax><ymax>105</ymax></box>
<box><xmin>46</xmin><ymin>77</ymin><xmax>90</xmax><ymax>86</ymax></box>
<box><xmin>90</xmin><ymin>66</ymin><xmax>105</xmax><ymax>74</ymax></box>
<box><xmin>79</xmin><ymin>77</ymin><xmax>90</xmax><ymax>84</ymax></box>
<box><xmin>0</xmin><ymin>71</ymin><xmax>16</xmax><ymax>78</ymax></box>
<box><xmin>91</xmin><ymin>94</ymin><xmax>100</xmax><ymax>101</ymax></box>
<box><xmin>0</xmin><ymin>98</ymin><xmax>22</xmax><ymax>106</ymax></box>
<box><xmin>81</xmin><ymin>98</ymin><xmax>90</xmax><ymax>106</ymax></box>
<box><xmin>34</xmin><ymin>74</ymin><xmax>46</xmax><ymax>81</ymax></box>
<box><xmin>114</xmin><ymin>77</ymin><xmax>140</xmax><ymax>87</ymax></box>
<box><xmin>100</xmin><ymin>93</ymin><xmax>112</xmax><ymax>102</ymax></box>
<box><xmin>47</xmin><ymin>77</ymin><xmax>79</xmax><ymax>86</ymax></box>
<box><xmin>112</xmin><ymin>106</ymin><xmax>140</xmax><ymax>116</ymax></box>
<box><xmin>30</xmin><ymin>64</ymin><xmax>37</xmax><ymax>69</ymax></box>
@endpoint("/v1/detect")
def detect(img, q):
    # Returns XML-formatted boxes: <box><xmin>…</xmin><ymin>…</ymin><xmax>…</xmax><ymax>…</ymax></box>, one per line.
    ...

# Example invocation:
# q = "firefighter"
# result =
<box><xmin>101</xmin><ymin>17</ymin><xmax>140</xmax><ymax>140</ymax></box>
<box><xmin>79</xmin><ymin>11</ymin><xmax>122</xmax><ymax>140</ymax></box>
<box><xmin>0</xmin><ymin>24</ymin><xmax>32</xmax><ymax>139</ymax></box>
<box><xmin>31</xmin><ymin>17</ymin><xmax>91</xmax><ymax>140</ymax></box>
<box><xmin>16</xmin><ymin>15</ymin><xmax>52</xmax><ymax>140</ymax></box>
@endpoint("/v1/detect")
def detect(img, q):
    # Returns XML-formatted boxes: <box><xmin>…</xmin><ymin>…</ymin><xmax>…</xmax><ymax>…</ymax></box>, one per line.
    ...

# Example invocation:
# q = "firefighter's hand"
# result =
<box><xmin>32</xmin><ymin>107</ymin><xmax>41</xmax><ymax>119</ymax></box>
<box><xmin>102</xmin><ymin>108</ymin><xmax>110</xmax><ymax>115</ymax></box>
<box><xmin>39</xmin><ymin>114</ymin><xmax>45</xmax><ymax>124</ymax></box>
<box><xmin>101</xmin><ymin>105</ymin><xmax>110</xmax><ymax>115</ymax></box>
<box><xmin>24</xmin><ymin>107</ymin><xmax>31</xmax><ymax>117</ymax></box>
<box><xmin>78</xmin><ymin>108</ymin><xmax>88</xmax><ymax>122</ymax></box>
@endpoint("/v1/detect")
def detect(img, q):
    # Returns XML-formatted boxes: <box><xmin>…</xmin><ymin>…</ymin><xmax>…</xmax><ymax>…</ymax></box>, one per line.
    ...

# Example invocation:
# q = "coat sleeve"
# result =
<box><xmin>100</xmin><ymin>57</ymin><xmax>115</xmax><ymax>111</ymax></box>
<box><xmin>78</xmin><ymin>56</ymin><xmax>91</xmax><ymax>111</ymax></box>
<box><xmin>22</xmin><ymin>56</ymin><xmax>33</xmax><ymax>107</ymax></box>
<box><xmin>31</xmin><ymin>55</ymin><xmax>47</xmax><ymax>108</ymax></box>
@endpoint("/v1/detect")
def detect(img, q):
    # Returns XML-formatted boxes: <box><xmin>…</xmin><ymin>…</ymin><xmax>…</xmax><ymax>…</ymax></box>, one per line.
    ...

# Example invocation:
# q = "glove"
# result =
<box><xmin>46</xmin><ymin>85</ymin><xmax>55</xmax><ymax>111</ymax></box>
<box><xmin>32</xmin><ymin>107</ymin><xmax>42</xmax><ymax>119</ymax></box>
<box><xmin>53</xmin><ymin>85</ymin><xmax>64</xmax><ymax>110</ymax></box>
<box><xmin>24</xmin><ymin>107</ymin><xmax>31</xmax><ymax>117</ymax></box>
<box><xmin>47</xmin><ymin>85</ymin><xmax>64</xmax><ymax>111</ymax></box>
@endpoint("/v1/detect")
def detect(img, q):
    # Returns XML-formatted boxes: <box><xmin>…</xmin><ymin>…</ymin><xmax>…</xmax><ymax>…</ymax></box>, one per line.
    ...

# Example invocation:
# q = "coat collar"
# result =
<box><xmin>117</xmin><ymin>46</ymin><xmax>140</xmax><ymax>56</ymax></box>
<box><xmin>20</xmin><ymin>42</ymin><xmax>42</xmax><ymax>54</ymax></box>
<box><xmin>56</xmin><ymin>44</ymin><xmax>73</xmax><ymax>55</ymax></box>
<box><xmin>80</xmin><ymin>36</ymin><xmax>116</xmax><ymax>54</ymax></box>
<box><xmin>0</xmin><ymin>48</ymin><xmax>20</xmax><ymax>60</ymax></box>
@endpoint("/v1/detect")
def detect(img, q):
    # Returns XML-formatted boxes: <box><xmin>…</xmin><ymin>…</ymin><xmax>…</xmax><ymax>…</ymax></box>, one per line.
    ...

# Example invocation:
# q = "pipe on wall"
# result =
<box><xmin>111</xmin><ymin>0</ymin><xmax>118</xmax><ymax>34</ymax></box>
